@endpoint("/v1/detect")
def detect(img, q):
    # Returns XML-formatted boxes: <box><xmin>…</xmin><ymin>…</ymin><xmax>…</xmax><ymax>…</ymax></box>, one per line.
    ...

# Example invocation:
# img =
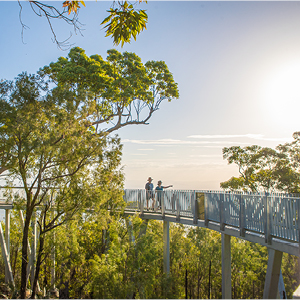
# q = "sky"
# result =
<box><xmin>1</xmin><ymin>1</ymin><xmax>300</xmax><ymax>190</ymax></box>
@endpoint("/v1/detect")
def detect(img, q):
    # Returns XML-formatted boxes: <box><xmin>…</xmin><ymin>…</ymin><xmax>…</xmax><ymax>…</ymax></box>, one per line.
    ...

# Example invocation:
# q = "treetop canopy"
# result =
<box><xmin>39</xmin><ymin>47</ymin><xmax>179</xmax><ymax>133</ymax></box>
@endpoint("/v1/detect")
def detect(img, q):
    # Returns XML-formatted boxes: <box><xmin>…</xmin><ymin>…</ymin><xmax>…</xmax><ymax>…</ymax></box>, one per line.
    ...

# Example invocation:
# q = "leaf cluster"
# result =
<box><xmin>62</xmin><ymin>0</ymin><xmax>85</xmax><ymax>15</ymax></box>
<box><xmin>101</xmin><ymin>1</ymin><xmax>148</xmax><ymax>46</ymax></box>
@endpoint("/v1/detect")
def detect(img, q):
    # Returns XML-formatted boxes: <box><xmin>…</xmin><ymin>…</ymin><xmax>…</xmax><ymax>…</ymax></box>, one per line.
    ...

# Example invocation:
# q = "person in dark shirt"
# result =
<box><xmin>155</xmin><ymin>180</ymin><xmax>173</xmax><ymax>210</ymax></box>
<box><xmin>145</xmin><ymin>177</ymin><xmax>154</xmax><ymax>210</ymax></box>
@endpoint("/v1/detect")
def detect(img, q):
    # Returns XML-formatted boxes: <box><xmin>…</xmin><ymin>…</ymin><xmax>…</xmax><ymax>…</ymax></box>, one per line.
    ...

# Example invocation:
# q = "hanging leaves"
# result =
<box><xmin>62</xmin><ymin>0</ymin><xmax>86</xmax><ymax>15</ymax></box>
<box><xmin>101</xmin><ymin>1</ymin><xmax>148</xmax><ymax>46</ymax></box>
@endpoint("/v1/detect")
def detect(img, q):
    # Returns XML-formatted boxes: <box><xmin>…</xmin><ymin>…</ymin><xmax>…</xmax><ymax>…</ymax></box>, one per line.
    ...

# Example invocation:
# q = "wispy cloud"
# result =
<box><xmin>137</xmin><ymin>148</ymin><xmax>155</xmax><ymax>151</ymax></box>
<box><xmin>189</xmin><ymin>154</ymin><xmax>221</xmax><ymax>158</ymax></box>
<box><xmin>123</xmin><ymin>139</ymin><xmax>249</xmax><ymax>146</ymax></box>
<box><xmin>188</xmin><ymin>134</ymin><xmax>264</xmax><ymax>139</ymax></box>
<box><xmin>123</xmin><ymin>159</ymin><xmax>227</xmax><ymax>169</ymax></box>
<box><xmin>187</xmin><ymin>134</ymin><xmax>291</xmax><ymax>142</ymax></box>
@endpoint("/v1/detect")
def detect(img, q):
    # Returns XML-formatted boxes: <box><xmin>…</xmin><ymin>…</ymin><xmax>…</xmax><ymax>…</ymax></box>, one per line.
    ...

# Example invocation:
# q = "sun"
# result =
<box><xmin>262</xmin><ymin>61</ymin><xmax>300</xmax><ymax>124</ymax></box>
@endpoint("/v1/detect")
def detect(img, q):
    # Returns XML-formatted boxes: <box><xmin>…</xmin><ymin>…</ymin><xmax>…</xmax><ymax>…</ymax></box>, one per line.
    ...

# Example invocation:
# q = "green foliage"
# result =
<box><xmin>282</xmin><ymin>253</ymin><xmax>299</xmax><ymax>298</ymax></box>
<box><xmin>184</xmin><ymin>227</ymin><xmax>222</xmax><ymax>299</ymax></box>
<box><xmin>230</xmin><ymin>239</ymin><xmax>268</xmax><ymax>299</ymax></box>
<box><xmin>101</xmin><ymin>1</ymin><xmax>148</xmax><ymax>46</ymax></box>
<box><xmin>4</xmin><ymin>211</ymin><xmax>299</xmax><ymax>298</ymax></box>
<box><xmin>221</xmin><ymin>134</ymin><xmax>300</xmax><ymax>193</ymax></box>
<box><xmin>40</xmin><ymin>47</ymin><xmax>179</xmax><ymax>133</ymax></box>
<box><xmin>0</xmin><ymin>47</ymin><xmax>177</xmax><ymax>297</ymax></box>
<box><xmin>88</xmin><ymin>217</ymin><xmax>165</xmax><ymax>298</ymax></box>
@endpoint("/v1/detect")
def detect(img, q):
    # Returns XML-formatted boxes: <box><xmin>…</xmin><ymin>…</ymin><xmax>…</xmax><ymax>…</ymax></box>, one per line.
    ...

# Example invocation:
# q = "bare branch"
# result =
<box><xmin>18</xmin><ymin>1</ymin><xmax>84</xmax><ymax>50</ymax></box>
<box><xmin>18</xmin><ymin>1</ymin><xmax>30</xmax><ymax>45</ymax></box>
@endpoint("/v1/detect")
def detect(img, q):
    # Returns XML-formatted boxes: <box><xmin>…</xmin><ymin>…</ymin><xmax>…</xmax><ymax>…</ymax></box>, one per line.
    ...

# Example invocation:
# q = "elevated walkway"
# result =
<box><xmin>123</xmin><ymin>189</ymin><xmax>300</xmax><ymax>298</ymax></box>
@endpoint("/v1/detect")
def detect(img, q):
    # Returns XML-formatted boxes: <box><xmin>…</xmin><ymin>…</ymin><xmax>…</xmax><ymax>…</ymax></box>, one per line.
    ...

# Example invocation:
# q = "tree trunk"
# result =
<box><xmin>208</xmin><ymin>260</ymin><xmax>211</xmax><ymax>299</ymax></box>
<box><xmin>185</xmin><ymin>269</ymin><xmax>188</xmax><ymax>299</ymax></box>
<box><xmin>20</xmin><ymin>211</ymin><xmax>32</xmax><ymax>299</ymax></box>
<box><xmin>31</xmin><ymin>234</ymin><xmax>45</xmax><ymax>299</ymax></box>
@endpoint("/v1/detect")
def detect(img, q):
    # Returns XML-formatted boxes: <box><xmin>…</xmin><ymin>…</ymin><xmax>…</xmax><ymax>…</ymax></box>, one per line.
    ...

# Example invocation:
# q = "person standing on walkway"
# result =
<box><xmin>145</xmin><ymin>177</ymin><xmax>154</xmax><ymax>210</ymax></box>
<box><xmin>155</xmin><ymin>180</ymin><xmax>173</xmax><ymax>210</ymax></box>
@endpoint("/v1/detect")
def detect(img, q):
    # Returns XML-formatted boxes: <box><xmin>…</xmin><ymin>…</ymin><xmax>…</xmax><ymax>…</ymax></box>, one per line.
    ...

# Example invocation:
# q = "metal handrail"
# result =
<box><xmin>123</xmin><ymin>189</ymin><xmax>300</xmax><ymax>244</ymax></box>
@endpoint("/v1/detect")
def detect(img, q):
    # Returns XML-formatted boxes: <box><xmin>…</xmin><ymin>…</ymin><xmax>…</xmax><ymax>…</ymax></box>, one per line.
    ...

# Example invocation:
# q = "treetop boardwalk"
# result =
<box><xmin>123</xmin><ymin>189</ymin><xmax>300</xmax><ymax>255</ymax></box>
<box><xmin>123</xmin><ymin>189</ymin><xmax>300</xmax><ymax>298</ymax></box>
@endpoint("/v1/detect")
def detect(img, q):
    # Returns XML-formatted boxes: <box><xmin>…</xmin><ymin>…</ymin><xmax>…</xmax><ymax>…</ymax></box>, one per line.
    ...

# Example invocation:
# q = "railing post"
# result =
<box><xmin>172</xmin><ymin>192</ymin><xmax>175</xmax><ymax>213</ymax></box>
<box><xmin>268</xmin><ymin>194</ymin><xmax>272</xmax><ymax>245</ymax></box>
<box><xmin>176</xmin><ymin>191</ymin><xmax>180</xmax><ymax>221</ymax></box>
<box><xmin>205</xmin><ymin>193</ymin><xmax>209</xmax><ymax>227</ymax></box>
<box><xmin>193</xmin><ymin>191</ymin><xmax>198</xmax><ymax>225</ymax></box>
<box><xmin>220</xmin><ymin>193</ymin><xmax>225</xmax><ymax>231</ymax></box>
<box><xmin>264</xmin><ymin>193</ymin><xmax>272</xmax><ymax>245</ymax></box>
<box><xmin>162</xmin><ymin>191</ymin><xmax>165</xmax><ymax>219</ymax></box>
<box><xmin>139</xmin><ymin>190</ymin><xmax>144</xmax><ymax>216</ymax></box>
<box><xmin>239</xmin><ymin>194</ymin><xmax>245</xmax><ymax>237</ymax></box>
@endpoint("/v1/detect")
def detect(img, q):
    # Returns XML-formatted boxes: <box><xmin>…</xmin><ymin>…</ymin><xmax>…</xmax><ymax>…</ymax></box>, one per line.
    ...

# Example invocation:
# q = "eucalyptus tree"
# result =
<box><xmin>221</xmin><ymin>145</ymin><xmax>289</xmax><ymax>193</ymax></box>
<box><xmin>39</xmin><ymin>46</ymin><xmax>179</xmax><ymax>133</ymax></box>
<box><xmin>221</xmin><ymin>132</ymin><xmax>300</xmax><ymax>193</ymax></box>
<box><xmin>0</xmin><ymin>47</ymin><xmax>178</xmax><ymax>298</ymax></box>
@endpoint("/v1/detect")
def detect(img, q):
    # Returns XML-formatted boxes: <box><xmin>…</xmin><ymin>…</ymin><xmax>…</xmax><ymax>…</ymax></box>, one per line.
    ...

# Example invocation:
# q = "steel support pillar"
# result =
<box><xmin>163</xmin><ymin>220</ymin><xmax>170</xmax><ymax>274</ymax></box>
<box><xmin>31</xmin><ymin>212</ymin><xmax>37</xmax><ymax>285</ymax></box>
<box><xmin>0</xmin><ymin>222</ymin><xmax>14</xmax><ymax>287</ymax></box>
<box><xmin>20</xmin><ymin>211</ymin><xmax>40</xmax><ymax>291</ymax></box>
<box><xmin>263</xmin><ymin>248</ymin><xmax>283</xmax><ymax>299</ymax></box>
<box><xmin>51</xmin><ymin>232</ymin><xmax>56</xmax><ymax>290</ymax></box>
<box><xmin>222</xmin><ymin>233</ymin><xmax>231</xmax><ymax>299</ymax></box>
<box><xmin>5</xmin><ymin>209</ymin><xmax>10</xmax><ymax>284</ymax></box>
<box><xmin>277</xmin><ymin>269</ymin><xmax>286</xmax><ymax>299</ymax></box>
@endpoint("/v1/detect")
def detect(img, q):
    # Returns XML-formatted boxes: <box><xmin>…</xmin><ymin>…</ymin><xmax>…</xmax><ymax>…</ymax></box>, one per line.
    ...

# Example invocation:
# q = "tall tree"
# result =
<box><xmin>220</xmin><ymin>138</ymin><xmax>300</xmax><ymax>193</ymax></box>
<box><xmin>0</xmin><ymin>47</ymin><xmax>178</xmax><ymax>298</ymax></box>
<box><xmin>0</xmin><ymin>72</ymin><xmax>124</xmax><ymax>298</ymax></box>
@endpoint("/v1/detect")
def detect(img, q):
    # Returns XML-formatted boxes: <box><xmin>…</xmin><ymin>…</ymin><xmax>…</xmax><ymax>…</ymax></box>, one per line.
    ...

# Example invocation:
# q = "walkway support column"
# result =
<box><xmin>5</xmin><ymin>209</ymin><xmax>10</xmax><ymax>284</ymax></box>
<box><xmin>51</xmin><ymin>233</ymin><xmax>56</xmax><ymax>292</ymax></box>
<box><xmin>263</xmin><ymin>248</ymin><xmax>283</xmax><ymax>299</ymax></box>
<box><xmin>163</xmin><ymin>220</ymin><xmax>170</xmax><ymax>274</ymax></box>
<box><xmin>0</xmin><ymin>222</ymin><xmax>14</xmax><ymax>287</ymax></box>
<box><xmin>221</xmin><ymin>233</ymin><xmax>231</xmax><ymax>299</ymax></box>
<box><xmin>31</xmin><ymin>212</ymin><xmax>37</xmax><ymax>285</ymax></box>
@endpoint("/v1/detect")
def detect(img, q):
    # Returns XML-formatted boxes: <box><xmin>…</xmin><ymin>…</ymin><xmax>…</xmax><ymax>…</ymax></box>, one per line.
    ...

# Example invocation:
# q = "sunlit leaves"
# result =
<box><xmin>62</xmin><ymin>1</ymin><xmax>148</xmax><ymax>46</ymax></box>
<box><xmin>101</xmin><ymin>1</ymin><xmax>148</xmax><ymax>46</ymax></box>
<box><xmin>62</xmin><ymin>0</ymin><xmax>85</xmax><ymax>15</ymax></box>
<box><xmin>40</xmin><ymin>47</ymin><xmax>178</xmax><ymax>133</ymax></box>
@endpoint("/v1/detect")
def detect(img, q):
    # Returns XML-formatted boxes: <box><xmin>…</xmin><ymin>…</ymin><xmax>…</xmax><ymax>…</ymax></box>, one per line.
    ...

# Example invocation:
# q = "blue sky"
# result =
<box><xmin>1</xmin><ymin>1</ymin><xmax>300</xmax><ymax>190</ymax></box>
